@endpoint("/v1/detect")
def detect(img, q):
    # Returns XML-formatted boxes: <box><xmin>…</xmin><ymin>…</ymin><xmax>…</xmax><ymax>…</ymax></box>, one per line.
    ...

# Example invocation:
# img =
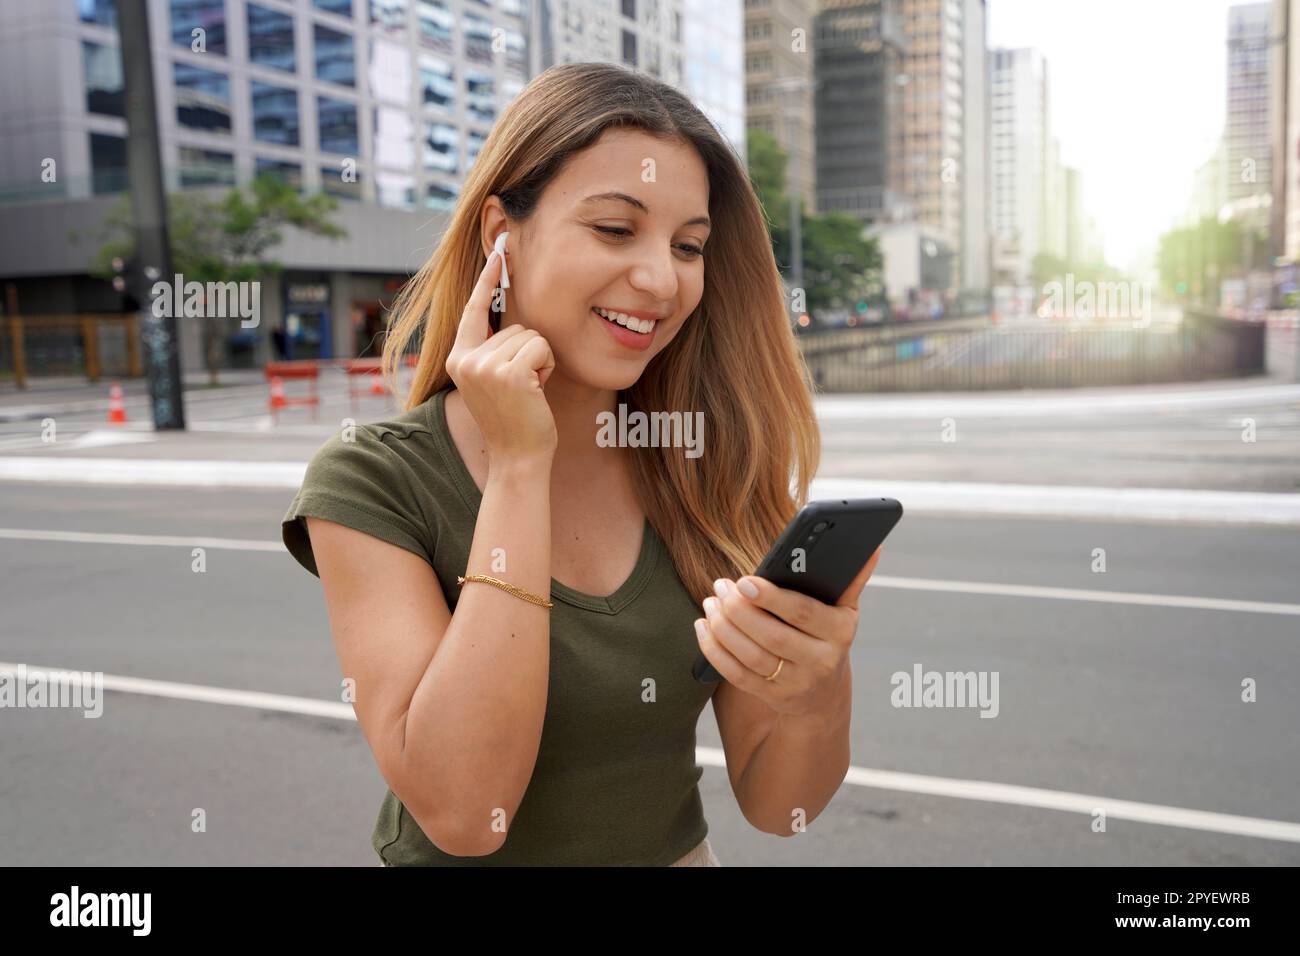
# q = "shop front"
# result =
<box><xmin>277</xmin><ymin>278</ymin><xmax>333</xmax><ymax>361</ymax></box>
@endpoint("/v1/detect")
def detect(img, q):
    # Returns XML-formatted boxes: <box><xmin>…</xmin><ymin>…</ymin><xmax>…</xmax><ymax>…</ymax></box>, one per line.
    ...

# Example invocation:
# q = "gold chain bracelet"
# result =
<box><xmin>457</xmin><ymin>573</ymin><xmax>554</xmax><ymax>609</ymax></box>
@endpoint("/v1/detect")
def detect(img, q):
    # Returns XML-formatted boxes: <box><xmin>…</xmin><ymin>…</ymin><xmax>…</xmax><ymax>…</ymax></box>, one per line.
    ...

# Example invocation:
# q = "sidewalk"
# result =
<box><xmin>2</xmin><ymin>373</ymin><xmax>1298</xmax><ymax>511</ymax></box>
<box><xmin>0</xmin><ymin>370</ymin><xmax>271</xmax><ymax>422</ymax></box>
<box><xmin>4</xmin><ymin>368</ymin><xmax>1297</xmax><ymax>419</ymax></box>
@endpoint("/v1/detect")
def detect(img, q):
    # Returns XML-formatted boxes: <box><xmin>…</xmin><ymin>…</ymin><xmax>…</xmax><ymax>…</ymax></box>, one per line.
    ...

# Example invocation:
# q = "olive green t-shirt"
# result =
<box><xmin>281</xmin><ymin>386</ymin><xmax>717</xmax><ymax>866</ymax></box>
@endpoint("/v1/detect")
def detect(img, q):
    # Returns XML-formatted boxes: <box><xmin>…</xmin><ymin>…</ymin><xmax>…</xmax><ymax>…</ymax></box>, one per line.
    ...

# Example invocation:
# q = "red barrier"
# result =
<box><xmin>265</xmin><ymin>360</ymin><xmax>320</xmax><ymax>422</ymax></box>
<box><xmin>345</xmin><ymin>359</ymin><xmax>388</xmax><ymax>415</ymax></box>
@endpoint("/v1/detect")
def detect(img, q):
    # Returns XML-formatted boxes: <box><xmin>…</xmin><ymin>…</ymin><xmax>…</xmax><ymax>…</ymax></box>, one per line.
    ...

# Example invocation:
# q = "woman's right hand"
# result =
<box><xmin>446</xmin><ymin>249</ymin><xmax>558</xmax><ymax>465</ymax></box>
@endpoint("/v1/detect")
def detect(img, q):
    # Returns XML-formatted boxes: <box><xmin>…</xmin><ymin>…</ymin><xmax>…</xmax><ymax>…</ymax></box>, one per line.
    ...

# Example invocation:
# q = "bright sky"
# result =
<box><xmin>988</xmin><ymin>0</ymin><xmax>1243</xmax><ymax>274</ymax></box>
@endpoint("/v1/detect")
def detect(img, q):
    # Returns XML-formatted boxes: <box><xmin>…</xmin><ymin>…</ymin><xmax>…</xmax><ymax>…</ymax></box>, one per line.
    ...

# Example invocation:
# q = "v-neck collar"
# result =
<box><xmin>426</xmin><ymin>387</ymin><xmax>661</xmax><ymax>614</ymax></box>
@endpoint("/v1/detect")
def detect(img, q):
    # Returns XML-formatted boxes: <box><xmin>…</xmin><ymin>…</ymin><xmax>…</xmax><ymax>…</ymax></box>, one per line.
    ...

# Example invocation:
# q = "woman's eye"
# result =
<box><xmin>593</xmin><ymin>226</ymin><xmax>703</xmax><ymax>259</ymax></box>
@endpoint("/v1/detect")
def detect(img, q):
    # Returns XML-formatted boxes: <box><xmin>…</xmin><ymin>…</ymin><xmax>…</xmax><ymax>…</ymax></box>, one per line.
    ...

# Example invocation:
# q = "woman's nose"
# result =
<box><xmin>628</xmin><ymin>247</ymin><xmax>678</xmax><ymax>301</ymax></box>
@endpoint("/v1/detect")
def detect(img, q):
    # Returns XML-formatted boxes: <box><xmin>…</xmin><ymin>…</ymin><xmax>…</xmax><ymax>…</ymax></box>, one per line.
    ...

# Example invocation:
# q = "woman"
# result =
<box><xmin>281</xmin><ymin>62</ymin><xmax>879</xmax><ymax>866</ymax></box>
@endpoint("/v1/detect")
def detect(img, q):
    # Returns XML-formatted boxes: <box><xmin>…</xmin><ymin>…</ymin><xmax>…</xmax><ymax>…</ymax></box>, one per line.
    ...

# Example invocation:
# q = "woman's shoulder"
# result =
<box><xmin>282</xmin><ymin>395</ymin><xmax>449</xmax><ymax>576</ymax></box>
<box><xmin>304</xmin><ymin>396</ymin><xmax>440</xmax><ymax>478</ymax></box>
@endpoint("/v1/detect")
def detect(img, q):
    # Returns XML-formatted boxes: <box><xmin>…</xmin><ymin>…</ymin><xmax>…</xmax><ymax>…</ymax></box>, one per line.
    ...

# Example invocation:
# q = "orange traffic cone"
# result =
<box><xmin>107</xmin><ymin>382</ymin><xmax>127</xmax><ymax>424</ymax></box>
<box><xmin>370</xmin><ymin>373</ymin><xmax>385</xmax><ymax>396</ymax></box>
<box><xmin>269</xmin><ymin>375</ymin><xmax>287</xmax><ymax>413</ymax></box>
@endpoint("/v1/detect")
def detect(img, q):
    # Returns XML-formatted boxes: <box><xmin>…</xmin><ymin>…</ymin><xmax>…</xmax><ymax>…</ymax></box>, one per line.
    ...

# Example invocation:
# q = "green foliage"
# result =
<box><xmin>1032</xmin><ymin>251</ymin><xmax>1125</xmax><ymax>289</ymax></box>
<box><xmin>84</xmin><ymin>174</ymin><xmax>345</xmax><ymax>382</ymax></box>
<box><xmin>88</xmin><ymin>174</ymin><xmax>346</xmax><ymax>285</ymax></box>
<box><xmin>1156</xmin><ymin>216</ymin><xmax>1265</xmax><ymax>304</ymax></box>
<box><xmin>746</xmin><ymin>128</ymin><xmax>882</xmax><ymax>318</ymax></box>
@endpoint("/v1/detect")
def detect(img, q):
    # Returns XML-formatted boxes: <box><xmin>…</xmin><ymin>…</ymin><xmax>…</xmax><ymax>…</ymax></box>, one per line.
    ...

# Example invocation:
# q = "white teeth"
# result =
<box><xmin>594</xmin><ymin>306</ymin><xmax>655</xmax><ymax>334</ymax></box>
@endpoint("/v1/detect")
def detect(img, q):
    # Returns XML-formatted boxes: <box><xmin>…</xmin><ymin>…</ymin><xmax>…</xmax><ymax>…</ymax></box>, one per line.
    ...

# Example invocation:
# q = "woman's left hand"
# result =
<box><xmin>695</xmin><ymin>548</ymin><xmax>882</xmax><ymax>718</ymax></box>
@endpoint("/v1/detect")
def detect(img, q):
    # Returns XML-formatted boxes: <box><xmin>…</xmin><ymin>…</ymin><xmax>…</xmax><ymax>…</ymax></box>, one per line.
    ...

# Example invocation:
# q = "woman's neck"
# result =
<box><xmin>541</xmin><ymin>372</ymin><xmax>626</xmax><ymax>467</ymax></box>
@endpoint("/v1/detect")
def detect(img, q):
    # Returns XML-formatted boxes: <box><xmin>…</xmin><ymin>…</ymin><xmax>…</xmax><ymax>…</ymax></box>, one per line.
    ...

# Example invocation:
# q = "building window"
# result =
<box><xmin>313</xmin><ymin>0</ymin><xmax>353</xmax><ymax>15</ymax></box>
<box><xmin>82</xmin><ymin>41</ymin><xmax>124</xmax><ymax>117</ymax></box>
<box><xmin>373</xmin><ymin>105</ymin><xmax>415</xmax><ymax>168</ymax></box>
<box><xmin>621</xmin><ymin>0</ymin><xmax>635</xmax><ymax>19</ymax></box>
<box><xmin>464</xmin><ymin>68</ymin><xmax>494</xmax><ymax>124</ymax></box>
<box><xmin>422</xmin><ymin>120</ymin><xmax>458</xmax><ymax>172</ymax></box>
<box><xmin>419</xmin><ymin>53</ymin><xmax>454</xmax><ymax>108</ymax></box>
<box><xmin>370</xmin><ymin>0</ymin><xmax>408</xmax><ymax>35</ymax></box>
<box><xmin>247</xmin><ymin>3</ymin><xmax>295</xmax><ymax>72</ymax></box>
<box><xmin>425</xmin><ymin>181</ymin><xmax>458</xmax><ymax>211</ymax></box>
<box><xmin>174</xmin><ymin>62</ymin><xmax>231</xmax><ymax>133</ymax></box>
<box><xmin>622</xmin><ymin>29</ymin><xmax>636</xmax><ymax>67</ymax></box>
<box><xmin>170</xmin><ymin>0</ymin><xmax>227</xmax><ymax>55</ymax></box>
<box><xmin>89</xmin><ymin>132</ymin><xmax>127</xmax><ymax>195</ymax></box>
<box><xmin>314</xmin><ymin>23</ymin><xmax>355</xmax><ymax>86</ymax></box>
<box><xmin>465</xmin><ymin>128</ymin><xmax>486</xmax><ymax>168</ymax></box>
<box><xmin>251</xmin><ymin>81</ymin><xmax>300</xmax><ymax>145</ymax></box>
<box><xmin>463</xmin><ymin>12</ymin><xmax>492</xmax><ymax>61</ymax></box>
<box><xmin>318</xmin><ymin>96</ymin><xmax>359</xmax><ymax>154</ymax></box>
<box><xmin>178</xmin><ymin>147</ymin><xmax>235</xmax><ymax>187</ymax></box>
<box><xmin>78</xmin><ymin>0</ymin><xmax>118</xmax><ymax>27</ymax></box>
<box><xmin>320</xmin><ymin>164</ymin><xmax>362</xmax><ymax>200</ymax></box>
<box><xmin>417</xmin><ymin>0</ymin><xmax>453</xmax><ymax>49</ymax></box>
<box><xmin>375</xmin><ymin>170</ymin><xmax>415</xmax><ymax>209</ymax></box>
<box><xmin>255</xmin><ymin>157</ymin><xmax>302</xmax><ymax>190</ymax></box>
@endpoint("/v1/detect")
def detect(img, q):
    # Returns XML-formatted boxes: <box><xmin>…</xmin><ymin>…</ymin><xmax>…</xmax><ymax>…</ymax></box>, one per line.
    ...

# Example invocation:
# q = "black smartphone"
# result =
<box><xmin>691</xmin><ymin>497</ymin><xmax>904</xmax><ymax>684</ymax></box>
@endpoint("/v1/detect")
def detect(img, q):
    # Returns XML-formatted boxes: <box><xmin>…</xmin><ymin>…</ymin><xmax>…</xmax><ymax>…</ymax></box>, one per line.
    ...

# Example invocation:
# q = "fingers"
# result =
<box><xmin>711</xmin><ymin>582</ymin><xmax>817</xmax><ymax>661</ymax></box>
<box><xmin>510</xmin><ymin>335</ymin><xmax>556</xmax><ymax>389</ymax></box>
<box><xmin>702</xmin><ymin>590</ymin><xmax>787</xmax><ymax>677</ymax></box>
<box><xmin>694</xmin><ymin>618</ymin><xmax>766</xmax><ymax>694</ymax></box>
<box><xmin>453</xmin><ymin>250</ymin><xmax>503</xmax><ymax>351</ymax></box>
<box><xmin>733</xmin><ymin>574</ymin><xmax>851</xmax><ymax>645</ymax></box>
<box><xmin>836</xmin><ymin>547</ymin><xmax>882</xmax><ymax>610</ymax></box>
<box><xmin>476</xmin><ymin>322</ymin><xmax>529</xmax><ymax>357</ymax></box>
<box><xmin>485</xmin><ymin>326</ymin><xmax>539</xmax><ymax>365</ymax></box>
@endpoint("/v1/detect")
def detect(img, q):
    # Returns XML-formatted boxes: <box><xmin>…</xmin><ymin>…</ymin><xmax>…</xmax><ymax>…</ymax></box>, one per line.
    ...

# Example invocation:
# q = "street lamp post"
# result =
<box><xmin>118</xmin><ymin>0</ymin><xmax>185</xmax><ymax>429</ymax></box>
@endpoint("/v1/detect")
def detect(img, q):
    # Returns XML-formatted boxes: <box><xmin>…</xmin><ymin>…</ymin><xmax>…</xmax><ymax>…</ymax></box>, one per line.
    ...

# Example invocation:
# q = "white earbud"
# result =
<box><xmin>494</xmin><ymin>232</ymin><xmax>510</xmax><ymax>289</ymax></box>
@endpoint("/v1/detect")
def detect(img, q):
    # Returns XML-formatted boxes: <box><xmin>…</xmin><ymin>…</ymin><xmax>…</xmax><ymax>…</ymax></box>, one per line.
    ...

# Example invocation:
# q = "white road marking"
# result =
<box><xmin>2</xmin><ymin>462</ymin><xmax>1299</xmax><ymax>527</ymax></box>
<box><xmin>869</xmin><ymin>575</ymin><xmax>1300</xmax><ymax>616</ymax></box>
<box><xmin>826</xmin><ymin>764</ymin><xmax>1300</xmax><ymax>844</ymax></box>
<box><xmin>0</xmin><ymin>457</ymin><xmax>306</xmax><ymax>488</ymax></box>
<box><xmin>5</xmin><ymin>527</ymin><xmax>1299</xmax><ymax>616</ymax></box>
<box><xmin>810</xmin><ymin>477</ymin><xmax>1300</xmax><ymax>526</ymax></box>
<box><xmin>0</xmin><ymin>662</ymin><xmax>351</xmax><ymax>720</ymax></box>
<box><xmin>66</xmin><ymin>429</ymin><xmax>158</xmax><ymax>448</ymax></box>
<box><xmin>0</xmin><ymin>528</ymin><xmax>284</xmax><ymax>551</ymax></box>
<box><xmin>814</xmin><ymin>383</ymin><xmax>1300</xmax><ymax>419</ymax></box>
<box><xmin>4</xmin><ymin>660</ymin><xmax>1297</xmax><ymax>844</ymax></box>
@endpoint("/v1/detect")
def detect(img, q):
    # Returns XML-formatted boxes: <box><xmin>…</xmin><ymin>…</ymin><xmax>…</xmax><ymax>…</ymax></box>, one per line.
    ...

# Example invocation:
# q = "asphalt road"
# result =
<box><xmin>0</xmin><ymin>374</ymin><xmax>1294</xmax><ymax>868</ymax></box>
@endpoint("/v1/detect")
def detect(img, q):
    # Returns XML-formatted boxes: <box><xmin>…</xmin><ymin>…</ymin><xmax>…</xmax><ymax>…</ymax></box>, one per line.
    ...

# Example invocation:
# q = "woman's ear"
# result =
<box><xmin>479</xmin><ymin>195</ymin><xmax>509</xmax><ymax>261</ymax></box>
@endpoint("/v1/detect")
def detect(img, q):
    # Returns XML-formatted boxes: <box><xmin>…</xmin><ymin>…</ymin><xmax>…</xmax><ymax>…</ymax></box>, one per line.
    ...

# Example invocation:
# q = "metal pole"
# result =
<box><xmin>118</xmin><ymin>0</ymin><xmax>185</xmax><ymax>429</ymax></box>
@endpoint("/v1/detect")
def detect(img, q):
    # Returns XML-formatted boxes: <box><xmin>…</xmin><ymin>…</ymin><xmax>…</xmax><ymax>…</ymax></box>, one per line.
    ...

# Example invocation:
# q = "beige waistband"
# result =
<box><xmin>668</xmin><ymin>836</ymin><xmax>721</xmax><ymax>867</ymax></box>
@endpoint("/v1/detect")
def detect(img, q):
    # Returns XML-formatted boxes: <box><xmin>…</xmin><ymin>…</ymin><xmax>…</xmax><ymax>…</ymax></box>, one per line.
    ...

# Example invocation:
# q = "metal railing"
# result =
<box><xmin>1</xmin><ymin>314</ymin><xmax>142</xmax><ymax>388</ymax></box>
<box><xmin>799</xmin><ymin>312</ymin><xmax>1267</xmax><ymax>392</ymax></box>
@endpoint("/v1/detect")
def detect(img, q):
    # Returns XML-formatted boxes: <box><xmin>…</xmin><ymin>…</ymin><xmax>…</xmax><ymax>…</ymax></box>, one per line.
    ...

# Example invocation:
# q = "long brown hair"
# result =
<box><xmin>381</xmin><ymin>62</ymin><xmax>820</xmax><ymax>604</ymax></box>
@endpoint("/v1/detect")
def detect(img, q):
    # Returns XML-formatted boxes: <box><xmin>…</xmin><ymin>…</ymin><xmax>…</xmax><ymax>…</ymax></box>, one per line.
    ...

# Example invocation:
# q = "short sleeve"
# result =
<box><xmin>281</xmin><ymin>428</ymin><xmax>432</xmax><ymax>577</ymax></box>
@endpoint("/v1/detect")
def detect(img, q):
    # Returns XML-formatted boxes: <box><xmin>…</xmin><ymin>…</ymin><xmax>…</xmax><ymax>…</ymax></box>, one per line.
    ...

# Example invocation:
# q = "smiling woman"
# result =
<box><xmin>281</xmin><ymin>62</ymin><xmax>825</xmax><ymax>867</ymax></box>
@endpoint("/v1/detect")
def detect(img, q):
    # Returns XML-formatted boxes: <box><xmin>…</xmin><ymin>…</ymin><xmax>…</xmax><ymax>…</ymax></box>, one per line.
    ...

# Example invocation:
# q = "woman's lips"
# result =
<box><xmin>592</xmin><ymin>307</ymin><xmax>656</xmax><ymax>352</ymax></box>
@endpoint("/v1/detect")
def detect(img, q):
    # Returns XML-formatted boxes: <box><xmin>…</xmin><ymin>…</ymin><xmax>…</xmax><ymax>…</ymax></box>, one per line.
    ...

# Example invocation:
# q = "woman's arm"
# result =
<box><xmin>308</xmin><ymin>451</ymin><xmax>553</xmax><ymax>857</ymax></box>
<box><xmin>312</xmin><ymin>246</ymin><xmax>558</xmax><ymax>857</ymax></box>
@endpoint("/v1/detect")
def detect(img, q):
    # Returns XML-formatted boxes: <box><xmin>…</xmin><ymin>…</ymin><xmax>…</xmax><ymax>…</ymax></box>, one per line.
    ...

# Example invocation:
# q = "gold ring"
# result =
<box><xmin>765</xmin><ymin>658</ymin><xmax>785</xmax><ymax>682</ymax></box>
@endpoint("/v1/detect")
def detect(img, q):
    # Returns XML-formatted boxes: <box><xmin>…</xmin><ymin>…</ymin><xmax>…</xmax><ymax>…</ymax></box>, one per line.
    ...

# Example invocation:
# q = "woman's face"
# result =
<box><xmin>488</xmin><ymin>127</ymin><xmax>711</xmax><ymax>393</ymax></box>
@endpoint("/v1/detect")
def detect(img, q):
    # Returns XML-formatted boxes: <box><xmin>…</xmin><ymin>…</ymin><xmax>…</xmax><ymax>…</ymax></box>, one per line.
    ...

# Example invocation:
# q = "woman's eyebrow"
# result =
<box><xmin>580</xmin><ymin>191</ymin><xmax>710</xmax><ymax>228</ymax></box>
